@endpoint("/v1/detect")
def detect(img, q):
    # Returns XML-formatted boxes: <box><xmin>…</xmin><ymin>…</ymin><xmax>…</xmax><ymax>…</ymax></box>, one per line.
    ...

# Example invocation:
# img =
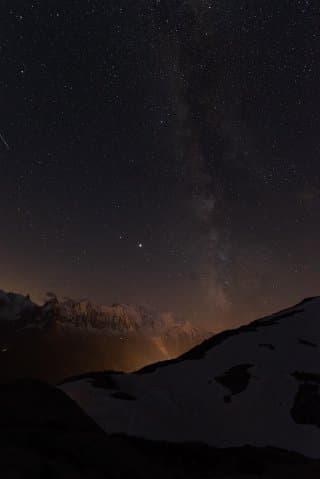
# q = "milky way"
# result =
<box><xmin>0</xmin><ymin>1</ymin><xmax>319</xmax><ymax>329</ymax></box>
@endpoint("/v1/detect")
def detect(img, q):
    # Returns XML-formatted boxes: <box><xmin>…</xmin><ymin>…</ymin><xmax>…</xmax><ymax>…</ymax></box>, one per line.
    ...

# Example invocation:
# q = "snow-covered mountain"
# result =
<box><xmin>0</xmin><ymin>290</ymin><xmax>207</xmax><ymax>383</ymax></box>
<box><xmin>0</xmin><ymin>290</ymin><xmax>202</xmax><ymax>337</ymax></box>
<box><xmin>41</xmin><ymin>296</ymin><xmax>202</xmax><ymax>339</ymax></box>
<box><xmin>61</xmin><ymin>297</ymin><xmax>320</xmax><ymax>459</ymax></box>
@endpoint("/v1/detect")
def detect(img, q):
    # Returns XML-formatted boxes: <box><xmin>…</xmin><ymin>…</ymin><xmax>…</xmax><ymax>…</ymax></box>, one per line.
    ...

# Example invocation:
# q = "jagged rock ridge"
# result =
<box><xmin>0</xmin><ymin>290</ymin><xmax>208</xmax><ymax>383</ymax></box>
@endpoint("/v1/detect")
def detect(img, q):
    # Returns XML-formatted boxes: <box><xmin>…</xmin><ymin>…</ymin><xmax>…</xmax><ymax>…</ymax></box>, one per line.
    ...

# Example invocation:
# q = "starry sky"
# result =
<box><xmin>1</xmin><ymin>0</ymin><xmax>320</xmax><ymax>329</ymax></box>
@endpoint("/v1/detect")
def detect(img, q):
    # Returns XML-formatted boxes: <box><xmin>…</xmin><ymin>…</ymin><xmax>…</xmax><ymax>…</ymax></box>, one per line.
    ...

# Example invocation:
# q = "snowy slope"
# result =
<box><xmin>61</xmin><ymin>297</ymin><xmax>320</xmax><ymax>458</ymax></box>
<box><xmin>3</xmin><ymin>383</ymin><xmax>320</xmax><ymax>479</ymax></box>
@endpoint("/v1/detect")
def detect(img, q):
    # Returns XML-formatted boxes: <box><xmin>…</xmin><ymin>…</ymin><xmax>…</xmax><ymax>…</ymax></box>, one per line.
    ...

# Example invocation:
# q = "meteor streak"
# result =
<box><xmin>0</xmin><ymin>131</ymin><xmax>9</xmax><ymax>150</ymax></box>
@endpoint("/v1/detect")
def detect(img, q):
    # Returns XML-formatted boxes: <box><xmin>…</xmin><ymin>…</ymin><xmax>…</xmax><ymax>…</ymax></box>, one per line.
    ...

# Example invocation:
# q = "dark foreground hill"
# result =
<box><xmin>1</xmin><ymin>381</ymin><xmax>320</xmax><ymax>478</ymax></box>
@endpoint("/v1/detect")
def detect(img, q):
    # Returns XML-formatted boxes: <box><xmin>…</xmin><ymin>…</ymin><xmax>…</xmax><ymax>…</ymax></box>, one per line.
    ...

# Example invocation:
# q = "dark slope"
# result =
<box><xmin>0</xmin><ymin>381</ymin><xmax>320</xmax><ymax>478</ymax></box>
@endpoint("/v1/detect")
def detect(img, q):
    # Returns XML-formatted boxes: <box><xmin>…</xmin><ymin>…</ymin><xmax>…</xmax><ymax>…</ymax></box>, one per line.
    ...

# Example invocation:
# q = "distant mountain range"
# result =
<box><xmin>0</xmin><ymin>290</ymin><xmax>208</xmax><ymax>383</ymax></box>
<box><xmin>61</xmin><ymin>297</ymin><xmax>320</xmax><ymax>459</ymax></box>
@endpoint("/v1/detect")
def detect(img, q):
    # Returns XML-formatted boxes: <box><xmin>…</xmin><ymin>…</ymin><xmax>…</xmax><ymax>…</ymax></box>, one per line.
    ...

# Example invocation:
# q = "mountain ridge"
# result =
<box><xmin>0</xmin><ymin>289</ymin><xmax>208</xmax><ymax>383</ymax></box>
<box><xmin>0</xmin><ymin>289</ymin><xmax>204</xmax><ymax>337</ymax></box>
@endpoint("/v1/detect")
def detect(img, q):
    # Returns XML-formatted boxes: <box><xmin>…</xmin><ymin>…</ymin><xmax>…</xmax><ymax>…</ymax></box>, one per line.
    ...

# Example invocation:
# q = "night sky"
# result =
<box><xmin>1</xmin><ymin>1</ymin><xmax>320</xmax><ymax>329</ymax></box>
